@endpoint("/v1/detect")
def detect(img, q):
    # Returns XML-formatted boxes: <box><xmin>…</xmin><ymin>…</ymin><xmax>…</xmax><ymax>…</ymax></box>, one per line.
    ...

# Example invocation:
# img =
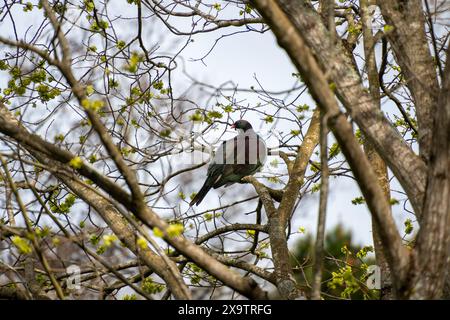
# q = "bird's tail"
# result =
<box><xmin>189</xmin><ymin>182</ymin><xmax>212</xmax><ymax>206</ymax></box>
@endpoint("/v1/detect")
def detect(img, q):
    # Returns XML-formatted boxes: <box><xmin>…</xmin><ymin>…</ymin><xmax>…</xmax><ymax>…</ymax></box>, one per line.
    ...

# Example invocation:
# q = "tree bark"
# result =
<box><xmin>271</xmin><ymin>0</ymin><xmax>427</xmax><ymax>217</ymax></box>
<box><xmin>0</xmin><ymin>102</ymin><xmax>269</xmax><ymax>300</ymax></box>
<box><xmin>378</xmin><ymin>0</ymin><xmax>439</xmax><ymax>164</ymax></box>
<box><xmin>407</xmin><ymin>46</ymin><xmax>450</xmax><ymax>299</ymax></box>
<box><xmin>361</xmin><ymin>0</ymin><xmax>393</xmax><ymax>299</ymax></box>
<box><xmin>250</xmin><ymin>0</ymin><xmax>410</xmax><ymax>297</ymax></box>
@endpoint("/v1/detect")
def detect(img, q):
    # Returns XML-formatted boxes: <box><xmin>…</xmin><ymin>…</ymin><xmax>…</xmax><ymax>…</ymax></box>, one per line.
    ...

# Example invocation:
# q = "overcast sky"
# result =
<box><xmin>0</xmin><ymin>1</ymin><xmax>419</xmax><ymax>248</ymax></box>
<box><xmin>173</xmin><ymin>18</ymin><xmax>415</xmax><ymax>247</ymax></box>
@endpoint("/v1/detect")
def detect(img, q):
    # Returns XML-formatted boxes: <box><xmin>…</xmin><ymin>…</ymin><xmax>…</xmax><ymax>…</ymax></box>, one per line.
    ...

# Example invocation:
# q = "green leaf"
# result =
<box><xmin>356</xmin><ymin>245</ymin><xmax>374</xmax><ymax>259</ymax></box>
<box><xmin>50</xmin><ymin>193</ymin><xmax>77</xmax><ymax>214</ymax></box>
<box><xmin>125</xmin><ymin>52</ymin><xmax>141</xmax><ymax>73</ymax></box>
<box><xmin>207</xmin><ymin>110</ymin><xmax>223</xmax><ymax>119</ymax></box>
<box><xmin>69</xmin><ymin>157</ymin><xmax>83</xmax><ymax>169</ymax></box>
<box><xmin>0</xmin><ymin>60</ymin><xmax>8</xmax><ymax>70</ymax></box>
<box><xmin>383</xmin><ymin>25</ymin><xmax>394</xmax><ymax>33</ymax></box>
<box><xmin>189</xmin><ymin>112</ymin><xmax>203</xmax><ymax>122</ymax></box>
<box><xmin>102</xmin><ymin>234</ymin><xmax>118</xmax><ymax>247</ymax></box>
<box><xmin>116</xmin><ymin>40</ymin><xmax>126</xmax><ymax>50</ymax></box>
<box><xmin>153</xmin><ymin>227</ymin><xmax>164</xmax><ymax>238</ymax></box>
<box><xmin>29</xmin><ymin>69</ymin><xmax>46</xmax><ymax>83</ymax></box>
<box><xmin>89</xmin><ymin>234</ymin><xmax>100</xmax><ymax>246</ymax></box>
<box><xmin>160</xmin><ymin>129</ymin><xmax>171</xmax><ymax>138</ymax></box>
<box><xmin>12</xmin><ymin>236</ymin><xmax>32</xmax><ymax>254</ymax></box>
<box><xmin>84</xmin><ymin>0</ymin><xmax>94</xmax><ymax>12</ymax></box>
<box><xmin>222</xmin><ymin>105</ymin><xmax>233</xmax><ymax>113</ymax></box>
<box><xmin>81</xmin><ymin>99</ymin><xmax>104</xmax><ymax>112</ymax></box>
<box><xmin>264</xmin><ymin>115</ymin><xmax>274</xmax><ymax>123</ymax></box>
<box><xmin>404</xmin><ymin>219</ymin><xmax>413</xmax><ymax>235</ymax></box>
<box><xmin>269</xmin><ymin>159</ymin><xmax>279</xmax><ymax>168</ymax></box>
<box><xmin>296</xmin><ymin>104</ymin><xmax>309</xmax><ymax>112</ymax></box>
<box><xmin>329</xmin><ymin>142</ymin><xmax>341</xmax><ymax>159</ymax></box>
<box><xmin>389</xmin><ymin>198</ymin><xmax>400</xmax><ymax>205</ymax></box>
<box><xmin>86</xmin><ymin>85</ymin><xmax>94</xmax><ymax>96</ymax></box>
<box><xmin>329</xmin><ymin>82</ymin><xmax>337</xmax><ymax>92</ymax></box>
<box><xmin>23</xmin><ymin>2</ymin><xmax>33</xmax><ymax>12</ymax></box>
<box><xmin>9</xmin><ymin>66</ymin><xmax>21</xmax><ymax>78</ymax></box>
<box><xmin>137</xmin><ymin>237</ymin><xmax>148</xmax><ymax>250</ymax></box>
<box><xmin>166</xmin><ymin>223</ymin><xmax>184</xmax><ymax>237</ymax></box>
<box><xmin>141</xmin><ymin>277</ymin><xmax>165</xmax><ymax>294</ymax></box>
<box><xmin>351</xmin><ymin>196</ymin><xmax>365</xmax><ymax>205</ymax></box>
<box><xmin>152</xmin><ymin>80</ymin><xmax>164</xmax><ymax>90</ymax></box>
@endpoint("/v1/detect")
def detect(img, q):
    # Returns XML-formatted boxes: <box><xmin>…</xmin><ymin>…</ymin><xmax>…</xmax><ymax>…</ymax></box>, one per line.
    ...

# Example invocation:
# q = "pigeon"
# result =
<box><xmin>189</xmin><ymin>120</ymin><xmax>267</xmax><ymax>206</ymax></box>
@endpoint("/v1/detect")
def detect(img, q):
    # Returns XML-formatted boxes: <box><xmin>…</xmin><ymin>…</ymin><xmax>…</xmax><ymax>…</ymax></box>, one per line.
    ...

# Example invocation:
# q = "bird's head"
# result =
<box><xmin>231</xmin><ymin>120</ymin><xmax>253</xmax><ymax>133</ymax></box>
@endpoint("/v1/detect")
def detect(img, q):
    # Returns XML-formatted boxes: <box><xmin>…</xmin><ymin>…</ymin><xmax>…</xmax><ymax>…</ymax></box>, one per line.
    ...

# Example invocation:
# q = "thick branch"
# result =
<box><xmin>361</xmin><ymin>0</ymin><xmax>393</xmax><ymax>299</ymax></box>
<box><xmin>270</xmin><ymin>0</ymin><xmax>427</xmax><ymax>216</ymax></box>
<box><xmin>0</xmin><ymin>103</ymin><xmax>268</xmax><ymax>300</ymax></box>
<box><xmin>250</xmin><ymin>0</ymin><xmax>410</xmax><ymax>295</ymax></box>
<box><xmin>311</xmin><ymin>112</ymin><xmax>329</xmax><ymax>300</ymax></box>
<box><xmin>378</xmin><ymin>0</ymin><xmax>439</xmax><ymax>163</ymax></box>
<box><xmin>278</xmin><ymin>108</ymin><xmax>321</xmax><ymax>227</ymax></box>
<box><xmin>409</xmin><ymin>45</ymin><xmax>450</xmax><ymax>299</ymax></box>
<box><xmin>243</xmin><ymin>176</ymin><xmax>301</xmax><ymax>300</ymax></box>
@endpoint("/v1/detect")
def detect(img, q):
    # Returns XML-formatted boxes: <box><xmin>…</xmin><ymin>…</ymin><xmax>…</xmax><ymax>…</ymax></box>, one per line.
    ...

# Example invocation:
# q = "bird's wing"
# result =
<box><xmin>250</xmin><ymin>131</ymin><xmax>267</xmax><ymax>167</ymax></box>
<box><xmin>212</xmin><ymin>131</ymin><xmax>267</xmax><ymax>167</ymax></box>
<box><xmin>208</xmin><ymin>131</ymin><xmax>267</xmax><ymax>188</ymax></box>
<box><xmin>191</xmin><ymin>129</ymin><xmax>267</xmax><ymax>205</ymax></box>
<box><xmin>210</xmin><ymin>136</ymin><xmax>237</xmax><ymax>166</ymax></box>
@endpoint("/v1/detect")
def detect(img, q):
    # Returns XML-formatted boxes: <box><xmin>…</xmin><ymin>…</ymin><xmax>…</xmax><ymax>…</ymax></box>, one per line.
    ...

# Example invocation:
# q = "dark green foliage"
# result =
<box><xmin>291</xmin><ymin>224</ymin><xmax>378</xmax><ymax>299</ymax></box>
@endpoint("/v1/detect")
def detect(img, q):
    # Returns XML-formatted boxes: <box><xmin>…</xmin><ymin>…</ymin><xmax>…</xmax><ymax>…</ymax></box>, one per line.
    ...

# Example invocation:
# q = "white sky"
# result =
<box><xmin>0</xmin><ymin>0</ymin><xmax>420</xmax><ymax>249</ymax></box>
<box><xmin>175</xmin><ymin>21</ymin><xmax>413</xmax><ymax>247</ymax></box>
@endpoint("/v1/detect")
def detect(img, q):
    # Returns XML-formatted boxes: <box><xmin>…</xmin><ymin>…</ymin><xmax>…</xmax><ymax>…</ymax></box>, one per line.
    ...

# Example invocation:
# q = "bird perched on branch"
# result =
<box><xmin>189</xmin><ymin>120</ymin><xmax>267</xmax><ymax>206</ymax></box>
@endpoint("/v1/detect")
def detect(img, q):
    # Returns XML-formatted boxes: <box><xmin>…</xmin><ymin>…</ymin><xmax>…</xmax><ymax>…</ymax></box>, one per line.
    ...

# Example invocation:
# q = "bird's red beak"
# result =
<box><xmin>231</xmin><ymin>123</ymin><xmax>236</xmax><ymax>129</ymax></box>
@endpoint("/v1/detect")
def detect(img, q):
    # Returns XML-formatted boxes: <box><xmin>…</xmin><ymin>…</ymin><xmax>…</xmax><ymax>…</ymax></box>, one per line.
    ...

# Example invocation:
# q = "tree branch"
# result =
<box><xmin>270</xmin><ymin>0</ymin><xmax>427</xmax><ymax>217</ymax></box>
<box><xmin>250</xmin><ymin>0</ymin><xmax>410</xmax><ymax>296</ymax></box>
